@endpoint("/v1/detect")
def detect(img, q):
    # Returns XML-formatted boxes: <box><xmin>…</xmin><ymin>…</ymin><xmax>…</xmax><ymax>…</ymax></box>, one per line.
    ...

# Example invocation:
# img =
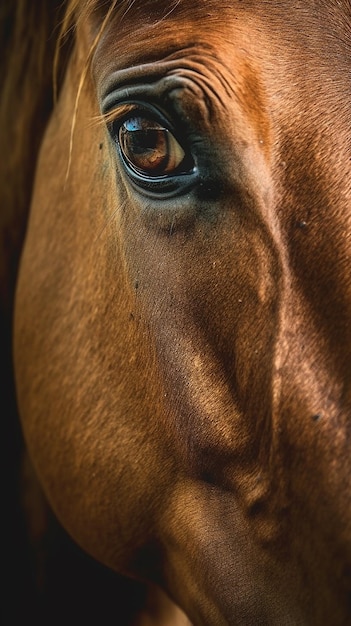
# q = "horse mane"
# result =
<box><xmin>0</xmin><ymin>5</ymin><xmax>72</xmax><ymax>617</ymax></box>
<box><xmin>0</xmin><ymin>1</ymin><xmax>70</xmax><ymax>318</ymax></box>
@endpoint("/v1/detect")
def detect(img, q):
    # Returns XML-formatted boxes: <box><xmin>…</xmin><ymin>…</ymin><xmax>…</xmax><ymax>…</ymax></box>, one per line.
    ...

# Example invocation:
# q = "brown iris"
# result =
<box><xmin>118</xmin><ymin>116</ymin><xmax>186</xmax><ymax>177</ymax></box>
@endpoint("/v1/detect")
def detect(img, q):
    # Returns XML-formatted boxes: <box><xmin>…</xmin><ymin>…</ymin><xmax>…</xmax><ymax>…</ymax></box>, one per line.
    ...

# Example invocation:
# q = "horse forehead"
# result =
<box><xmin>93</xmin><ymin>10</ymin><xmax>258</xmax><ymax>86</ymax></box>
<box><xmin>91</xmin><ymin>1</ymin><xmax>350</xmax><ymax>118</ymax></box>
<box><xmin>89</xmin><ymin>0</ymin><xmax>350</xmax><ymax>61</ymax></box>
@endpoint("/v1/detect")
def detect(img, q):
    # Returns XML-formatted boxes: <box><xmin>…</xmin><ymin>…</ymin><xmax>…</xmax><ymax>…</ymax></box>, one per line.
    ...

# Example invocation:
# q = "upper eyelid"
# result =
<box><xmin>102</xmin><ymin>101</ymin><xmax>175</xmax><ymax>130</ymax></box>
<box><xmin>103</xmin><ymin>103</ymin><xmax>140</xmax><ymax>126</ymax></box>
<box><xmin>104</xmin><ymin>103</ymin><xmax>187</xmax><ymax>150</ymax></box>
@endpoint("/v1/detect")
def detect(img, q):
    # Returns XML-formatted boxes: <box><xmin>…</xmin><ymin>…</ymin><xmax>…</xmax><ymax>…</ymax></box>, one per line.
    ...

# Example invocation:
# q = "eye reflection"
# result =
<box><xmin>118</xmin><ymin>116</ymin><xmax>187</xmax><ymax>177</ymax></box>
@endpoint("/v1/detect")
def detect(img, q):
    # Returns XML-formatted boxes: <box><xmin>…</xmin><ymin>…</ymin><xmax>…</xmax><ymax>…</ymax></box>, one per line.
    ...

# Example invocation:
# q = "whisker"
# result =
<box><xmin>95</xmin><ymin>198</ymin><xmax>128</xmax><ymax>242</ymax></box>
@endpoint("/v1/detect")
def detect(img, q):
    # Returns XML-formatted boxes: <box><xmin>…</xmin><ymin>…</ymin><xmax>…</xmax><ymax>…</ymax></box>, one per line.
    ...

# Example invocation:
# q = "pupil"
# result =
<box><xmin>128</xmin><ymin>130</ymin><xmax>166</xmax><ymax>155</ymax></box>
<box><xmin>120</xmin><ymin>118</ymin><xmax>169</xmax><ymax>174</ymax></box>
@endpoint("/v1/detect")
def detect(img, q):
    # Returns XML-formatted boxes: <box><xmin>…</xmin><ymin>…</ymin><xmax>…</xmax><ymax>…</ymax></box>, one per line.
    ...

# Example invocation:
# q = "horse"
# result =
<box><xmin>1</xmin><ymin>0</ymin><xmax>350</xmax><ymax>623</ymax></box>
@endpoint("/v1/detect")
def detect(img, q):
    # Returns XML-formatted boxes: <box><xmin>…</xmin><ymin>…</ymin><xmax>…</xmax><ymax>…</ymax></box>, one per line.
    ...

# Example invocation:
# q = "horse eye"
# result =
<box><xmin>117</xmin><ymin>116</ymin><xmax>189</xmax><ymax>178</ymax></box>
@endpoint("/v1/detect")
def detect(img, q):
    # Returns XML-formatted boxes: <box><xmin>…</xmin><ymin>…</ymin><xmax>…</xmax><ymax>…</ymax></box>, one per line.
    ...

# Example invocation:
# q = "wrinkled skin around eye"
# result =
<box><xmin>118</xmin><ymin>116</ymin><xmax>186</xmax><ymax>177</ymax></box>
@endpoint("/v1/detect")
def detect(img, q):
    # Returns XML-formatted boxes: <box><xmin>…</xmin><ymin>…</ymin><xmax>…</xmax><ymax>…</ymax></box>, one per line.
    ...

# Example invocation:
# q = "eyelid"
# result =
<box><xmin>103</xmin><ymin>101</ymin><xmax>179</xmax><ymax>135</ymax></box>
<box><xmin>103</xmin><ymin>103</ymin><xmax>140</xmax><ymax>126</ymax></box>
